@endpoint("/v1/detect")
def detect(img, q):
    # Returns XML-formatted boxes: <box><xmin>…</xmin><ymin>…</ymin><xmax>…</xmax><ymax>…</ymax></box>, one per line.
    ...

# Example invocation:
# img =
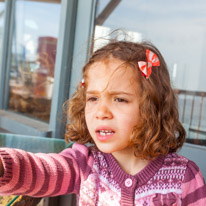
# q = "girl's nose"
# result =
<box><xmin>96</xmin><ymin>102</ymin><xmax>113</xmax><ymax>120</ymax></box>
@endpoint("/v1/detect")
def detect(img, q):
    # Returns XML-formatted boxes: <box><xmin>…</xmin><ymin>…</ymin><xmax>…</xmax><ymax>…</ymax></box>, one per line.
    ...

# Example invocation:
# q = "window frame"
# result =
<box><xmin>0</xmin><ymin>0</ymin><xmax>96</xmax><ymax>138</ymax></box>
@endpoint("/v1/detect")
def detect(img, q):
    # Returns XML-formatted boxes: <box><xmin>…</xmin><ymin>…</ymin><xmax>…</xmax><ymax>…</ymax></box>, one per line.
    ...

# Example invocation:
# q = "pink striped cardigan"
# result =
<box><xmin>0</xmin><ymin>143</ymin><xmax>206</xmax><ymax>205</ymax></box>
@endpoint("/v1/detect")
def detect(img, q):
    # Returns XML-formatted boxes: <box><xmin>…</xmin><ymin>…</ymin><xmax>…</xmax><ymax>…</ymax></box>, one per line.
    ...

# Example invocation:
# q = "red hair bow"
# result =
<box><xmin>81</xmin><ymin>79</ymin><xmax>85</xmax><ymax>88</ymax></box>
<box><xmin>138</xmin><ymin>49</ymin><xmax>160</xmax><ymax>79</ymax></box>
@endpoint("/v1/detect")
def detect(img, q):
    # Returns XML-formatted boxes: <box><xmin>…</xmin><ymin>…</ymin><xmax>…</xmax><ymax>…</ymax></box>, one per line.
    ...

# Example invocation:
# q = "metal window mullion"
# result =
<box><xmin>0</xmin><ymin>0</ymin><xmax>15</xmax><ymax>110</ymax></box>
<box><xmin>69</xmin><ymin>0</ymin><xmax>97</xmax><ymax>97</ymax></box>
<box><xmin>49</xmin><ymin>0</ymin><xmax>97</xmax><ymax>139</ymax></box>
<box><xmin>49</xmin><ymin>0</ymin><xmax>78</xmax><ymax>139</ymax></box>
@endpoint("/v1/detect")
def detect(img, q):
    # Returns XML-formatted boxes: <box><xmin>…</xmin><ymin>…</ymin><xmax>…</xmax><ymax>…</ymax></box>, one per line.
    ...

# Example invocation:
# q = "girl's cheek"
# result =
<box><xmin>85</xmin><ymin>103</ymin><xmax>97</xmax><ymax>114</ymax></box>
<box><xmin>111</xmin><ymin>104</ymin><xmax>134</xmax><ymax>114</ymax></box>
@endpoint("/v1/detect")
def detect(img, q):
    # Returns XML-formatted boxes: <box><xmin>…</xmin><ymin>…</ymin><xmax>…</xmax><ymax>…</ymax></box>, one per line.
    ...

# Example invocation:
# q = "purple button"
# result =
<box><xmin>125</xmin><ymin>178</ymin><xmax>133</xmax><ymax>187</ymax></box>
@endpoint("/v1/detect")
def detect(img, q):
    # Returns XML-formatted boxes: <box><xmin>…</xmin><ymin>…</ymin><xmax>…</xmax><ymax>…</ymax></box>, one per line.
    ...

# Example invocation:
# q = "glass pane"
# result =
<box><xmin>0</xmin><ymin>0</ymin><xmax>5</xmax><ymax>62</ymax></box>
<box><xmin>94</xmin><ymin>0</ymin><xmax>206</xmax><ymax>146</ymax></box>
<box><xmin>8</xmin><ymin>0</ymin><xmax>61</xmax><ymax>122</ymax></box>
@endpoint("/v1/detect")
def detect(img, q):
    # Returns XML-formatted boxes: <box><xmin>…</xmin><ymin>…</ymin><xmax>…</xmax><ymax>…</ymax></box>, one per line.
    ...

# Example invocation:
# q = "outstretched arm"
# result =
<box><xmin>182</xmin><ymin>160</ymin><xmax>206</xmax><ymax>205</ymax></box>
<box><xmin>0</xmin><ymin>144</ymin><xmax>93</xmax><ymax>197</ymax></box>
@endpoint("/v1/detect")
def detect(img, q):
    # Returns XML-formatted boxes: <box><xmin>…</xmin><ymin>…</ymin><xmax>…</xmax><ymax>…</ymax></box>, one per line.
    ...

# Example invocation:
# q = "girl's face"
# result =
<box><xmin>85</xmin><ymin>58</ymin><xmax>140</xmax><ymax>155</ymax></box>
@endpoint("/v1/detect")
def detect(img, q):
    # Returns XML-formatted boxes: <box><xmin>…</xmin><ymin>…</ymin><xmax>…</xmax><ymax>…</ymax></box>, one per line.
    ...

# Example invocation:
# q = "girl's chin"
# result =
<box><xmin>94</xmin><ymin>142</ymin><xmax>118</xmax><ymax>154</ymax></box>
<box><xmin>93</xmin><ymin>140</ymin><xmax>133</xmax><ymax>155</ymax></box>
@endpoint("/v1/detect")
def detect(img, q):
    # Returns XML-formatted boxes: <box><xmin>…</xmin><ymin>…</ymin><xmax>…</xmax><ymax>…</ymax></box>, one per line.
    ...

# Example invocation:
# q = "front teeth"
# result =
<box><xmin>99</xmin><ymin>130</ymin><xmax>113</xmax><ymax>136</ymax></box>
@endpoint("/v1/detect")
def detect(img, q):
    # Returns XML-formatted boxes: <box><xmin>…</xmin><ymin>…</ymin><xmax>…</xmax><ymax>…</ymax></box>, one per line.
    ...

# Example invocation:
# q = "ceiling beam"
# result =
<box><xmin>95</xmin><ymin>0</ymin><xmax>121</xmax><ymax>25</ymax></box>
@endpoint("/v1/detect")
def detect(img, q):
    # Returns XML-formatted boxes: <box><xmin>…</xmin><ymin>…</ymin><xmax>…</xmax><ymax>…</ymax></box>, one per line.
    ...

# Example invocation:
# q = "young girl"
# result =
<box><xmin>0</xmin><ymin>41</ymin><xmax>206</xmax><ymax>205</ymax></box>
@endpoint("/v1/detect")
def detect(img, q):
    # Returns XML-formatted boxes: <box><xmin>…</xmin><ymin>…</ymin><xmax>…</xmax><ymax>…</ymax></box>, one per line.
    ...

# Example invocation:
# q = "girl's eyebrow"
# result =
<box><xmin>108</xmin><ymin>91</ymin><xmax>134</xmax><ymax>96</ymax></box>
<box><xmin>86</xmin><ymin>90</ymin><xmax>134</xmax><ymax>96</ymax></box>
<box><xmin>86</xmin><ymin>90</ymin><xmax>99</xmax><ymax>95</ymax></box>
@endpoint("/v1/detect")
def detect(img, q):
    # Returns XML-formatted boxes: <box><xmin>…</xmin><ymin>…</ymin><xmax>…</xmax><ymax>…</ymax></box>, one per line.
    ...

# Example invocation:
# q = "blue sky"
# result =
<box><xmin>13</xmin><ymin>1</ymin><xmax>61</xmax><ymax>60</ymax></box>
<box><xmin>16</xmin><ymin>1</ymin><xmax>61</xmax><ymax>37</ymax></box>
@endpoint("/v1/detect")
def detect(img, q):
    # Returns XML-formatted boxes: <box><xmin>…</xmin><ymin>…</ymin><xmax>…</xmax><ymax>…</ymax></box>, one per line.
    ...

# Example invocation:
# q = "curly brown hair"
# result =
<box><xmin>64</xmin><ymin>40</ymin><xmax>185</xmax><ymax>160</ymax></box>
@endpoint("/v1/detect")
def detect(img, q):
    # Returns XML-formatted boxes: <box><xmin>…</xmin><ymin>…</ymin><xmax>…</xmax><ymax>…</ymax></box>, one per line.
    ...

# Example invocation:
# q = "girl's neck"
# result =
<box><xmin>112</xmin><ymin>148</ymin><xmax>150</xmax><ymax>175</ymax></box>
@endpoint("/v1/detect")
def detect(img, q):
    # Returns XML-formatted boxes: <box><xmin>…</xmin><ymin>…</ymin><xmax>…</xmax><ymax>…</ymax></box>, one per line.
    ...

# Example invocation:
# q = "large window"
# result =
<box><xmin>8</xmin><ymin>0</ymin><xmax>61</xmax><ymax>122</ymax></box>
<box><xmin>0</xmin><ymin>0</ymin><xmax>96</xmax><ymax>138</ymax></box>
<box><xmin>94</xmin><ymin>0</ymin><xmax>206</xmax><ymax>146</ymax></box>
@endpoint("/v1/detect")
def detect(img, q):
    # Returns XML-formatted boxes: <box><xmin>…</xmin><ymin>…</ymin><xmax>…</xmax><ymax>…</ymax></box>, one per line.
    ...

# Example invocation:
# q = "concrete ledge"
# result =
<box><xmin>0</xmin><ymin>110</ymin><xmax>51</xmax><ymax>137</ymax></box>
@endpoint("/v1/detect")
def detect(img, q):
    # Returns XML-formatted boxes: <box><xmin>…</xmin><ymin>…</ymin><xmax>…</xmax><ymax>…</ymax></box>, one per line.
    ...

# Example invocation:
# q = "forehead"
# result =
<box><xmin>86</xmin><ymin>58</ymin><xmax>139</xmax><ymax>92</ymax></box>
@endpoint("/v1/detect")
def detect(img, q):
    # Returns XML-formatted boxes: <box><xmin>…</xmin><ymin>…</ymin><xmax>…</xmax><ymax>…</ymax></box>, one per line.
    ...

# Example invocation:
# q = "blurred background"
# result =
<box><xmin>0</xmin><ymin>0</ymin><xmax>205</xmax><ymax>205</ymax></box>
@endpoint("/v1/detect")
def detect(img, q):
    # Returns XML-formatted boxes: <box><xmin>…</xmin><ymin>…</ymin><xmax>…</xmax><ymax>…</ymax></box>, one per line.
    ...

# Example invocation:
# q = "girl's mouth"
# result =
<box><xmin>95</xmin><ymin>128</ymin><xmax>115</xmax><ymax>141</ymax></box>
<box><xmin>98</xmin><ymin>130</ymin><xmax>114</xmax><ymax>136</ymax></box>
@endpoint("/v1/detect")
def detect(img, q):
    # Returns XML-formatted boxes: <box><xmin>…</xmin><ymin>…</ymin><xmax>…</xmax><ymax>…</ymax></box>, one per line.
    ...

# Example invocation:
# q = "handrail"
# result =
<box><xmin>175</xmin><ymin>89</ymin><xmax>206</xmax><ymax>97</ymax></box>
<box><xmin>174</xmin><ymin>89</ymin><xmax>206</xmax><ymax>143</ymax></box>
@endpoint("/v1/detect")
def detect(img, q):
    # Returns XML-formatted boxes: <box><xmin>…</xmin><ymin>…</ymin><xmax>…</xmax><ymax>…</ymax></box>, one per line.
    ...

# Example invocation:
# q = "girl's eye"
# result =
<box><xmin>87</xmin><ymin>97</ymin><xmax>98</xmax><ymax>102</ymax></box>
<box><xmin>114</xmin><ymin>98</ymin><xmax>128</xmax><ymax>103</ymax></box>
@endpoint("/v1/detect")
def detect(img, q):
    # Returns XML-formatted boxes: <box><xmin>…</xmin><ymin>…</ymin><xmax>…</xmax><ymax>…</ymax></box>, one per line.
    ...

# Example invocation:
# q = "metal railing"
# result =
<box><xmin>175</xmin><ymin>89</ymin><xmax>206</xmax><ymax>145</ymax></box>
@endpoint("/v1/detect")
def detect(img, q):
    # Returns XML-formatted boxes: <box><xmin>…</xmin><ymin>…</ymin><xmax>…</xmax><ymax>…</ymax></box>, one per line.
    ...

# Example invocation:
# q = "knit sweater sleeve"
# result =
<box><xmin>181</xmin><ymin>160</ymin><xmax>206</xmax><ymax>205</ymax></box>
<box><xmin>0</xmin><ymin>143</ymin><xmax>94</xmax><ymax>197</ymax></box>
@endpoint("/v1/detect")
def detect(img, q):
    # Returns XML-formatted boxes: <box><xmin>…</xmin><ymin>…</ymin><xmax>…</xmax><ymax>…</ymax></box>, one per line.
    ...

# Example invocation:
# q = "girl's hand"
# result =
<box><xmin>0</xmin><ymin>158</ymin><xmax>4</xmax><ymax>177</ymax></box>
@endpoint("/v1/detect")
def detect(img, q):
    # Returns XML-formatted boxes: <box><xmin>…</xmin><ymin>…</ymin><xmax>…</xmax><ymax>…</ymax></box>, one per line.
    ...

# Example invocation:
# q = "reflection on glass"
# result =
<box><xmin>9</xmin><ymin>0</ymin><xmax>61</xmax><ymax>122</ymax></box>
<box><xmin>0</xmin><ymin>1</ymin><xmax>5</xmax><ymax>62</ymax></box>
<box><xmin>94</xmin><ymin>0</ymin><xmax>206</xmax><ymax>146</ymax></box>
